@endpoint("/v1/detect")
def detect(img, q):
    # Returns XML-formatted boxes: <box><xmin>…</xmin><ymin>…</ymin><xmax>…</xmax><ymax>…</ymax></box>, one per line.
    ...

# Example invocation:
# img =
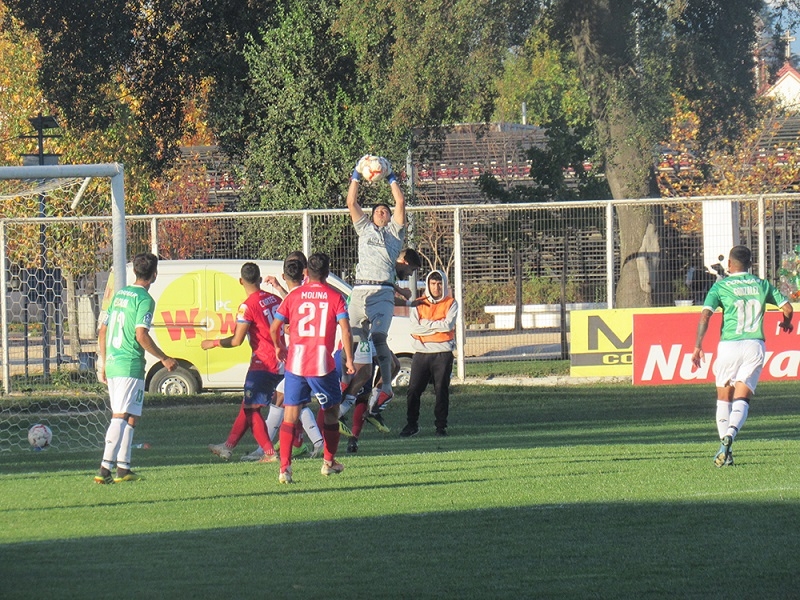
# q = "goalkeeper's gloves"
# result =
<box><xmin>352</xmin><ymin>155</ymin><xmax>369</xmax><ymax>182</ymax></box>
<box><xmin>381</xmin><ymin>157</ymin><xmax>398</xmax><ymax>185</ymax></box>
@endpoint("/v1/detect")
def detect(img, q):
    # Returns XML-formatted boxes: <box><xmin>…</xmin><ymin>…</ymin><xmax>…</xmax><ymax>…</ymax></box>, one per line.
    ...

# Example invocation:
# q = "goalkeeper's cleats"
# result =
<box><xmin>94</xmin><ymin>469</ymin><xmax>114</xmax><ymax>485</ymax></box>
<box><xmin>209</xmin><ymin>443</ymin><xmax>233</xmax><ymax>460</ymax></box>
<box><xmin>321</xmin><ymin>459</ymin><xmax>345</xmax><ymax>476</ymax></box>
<box><xmin>368</xmin><ymin>389</ymin><xmax>393</xmax><ymax>413</ymax></box>
<box><xmin>365</xmin><ymin>412</ymin><xmax>390</xmax><ymax>433</ymax></box>
<box><xmin>714</xmin><ymin>435</ymin><xmax>733</xmax><ymax>468</ymax></box>
<box><xmin>278</xmin><ymin>467</ymin><xmax>293</xmax><ymax>484</ymax></box>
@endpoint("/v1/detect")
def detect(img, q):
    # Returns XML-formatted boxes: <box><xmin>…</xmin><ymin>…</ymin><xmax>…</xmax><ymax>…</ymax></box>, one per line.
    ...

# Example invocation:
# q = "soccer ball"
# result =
<box><xmin>358</xmin><ymin>155</ymin><xmax>390</xmax><ymax>183</ymax></box>
<box><xmin>28</xmin><ymin>424</ymin><xmax>52</xmax><ymax>449</ymax></box>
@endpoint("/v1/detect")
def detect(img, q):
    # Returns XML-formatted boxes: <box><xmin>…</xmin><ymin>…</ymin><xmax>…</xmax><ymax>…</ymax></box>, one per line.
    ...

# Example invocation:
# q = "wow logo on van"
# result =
<box><xmin>152</xmin><ymin>269</ymin><xmax>251</xmax><ymax>375</ymax></box>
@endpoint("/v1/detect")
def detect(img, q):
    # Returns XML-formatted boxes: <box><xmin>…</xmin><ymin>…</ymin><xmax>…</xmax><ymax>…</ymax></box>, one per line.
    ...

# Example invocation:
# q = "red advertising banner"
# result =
<box><xmin>633</xmin><ymin>312</ymin><xmax>800</xmax><ymax>385</ymax></box>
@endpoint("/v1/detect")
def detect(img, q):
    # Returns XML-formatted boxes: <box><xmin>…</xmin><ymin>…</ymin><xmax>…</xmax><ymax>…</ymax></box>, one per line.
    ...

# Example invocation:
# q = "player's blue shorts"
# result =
<box><xmin>243</xmin><ymin>370</ymin><xmax>282</xmax><ymax>408</ymax></box>
<box><xmin>283</xmin><ymin>370</ymin><xmax>342</xmax><ymax>410</ymax></box>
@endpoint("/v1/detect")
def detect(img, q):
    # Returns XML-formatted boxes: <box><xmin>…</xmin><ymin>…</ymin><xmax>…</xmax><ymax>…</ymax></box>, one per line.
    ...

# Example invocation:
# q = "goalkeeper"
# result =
<box><xmin>346</xmin><ymin>155</ymin><xmax>408</xmax><ymax>414</ymax></box>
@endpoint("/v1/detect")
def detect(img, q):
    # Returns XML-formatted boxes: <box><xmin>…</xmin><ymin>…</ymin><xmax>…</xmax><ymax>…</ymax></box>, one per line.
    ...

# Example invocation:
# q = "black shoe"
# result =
<box><xmin>399</xmin><ymin>423</ymin><xmax>420</xmax><ymax>438</ymax></box>
<box><xmin>435</xmin><ymin>428</ymin><xmax>448</xmax><ymax>437</ymax></box>
<box><xmin>346</xmin><ymin>437</ymin><xmax>359</xmax><ymax>454</ymax></box>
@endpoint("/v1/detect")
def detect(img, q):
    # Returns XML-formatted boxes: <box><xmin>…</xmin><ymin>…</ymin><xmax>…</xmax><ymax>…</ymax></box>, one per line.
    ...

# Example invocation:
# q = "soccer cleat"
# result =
<box><xmin>114</xmin><ymin>470</ymin><xmax>141</xmax><ymax>483</ymax></box>
<box><xmin>321</xmin><ymin>459</ymin><xmax>345</xmax><ymax>476</ymax></box>
<box><xmin>278</xmin><ymin>467</ymin><xmax>293</xmax><ymax>484</ymax></box>
<box><xmin>241</xmin><ymin>448</ymin><xmax>265</xmax><ymax>462</ymax></box>
<box><xmin>724</xmin><ymin>451</ymin><xmax>735</xmax><ymax>467</ymax></box>
<box><xmin>258</xmin><ymin>451</ymin><xmax>278</xmax><ymax>463</ymax></box>
<box><xmin>209</xmin><ymin>443</ymin><xmax>233</xmax><ymax>460</ymax></box>
<box><xmin>346</xmin><ymin>437</ymin><xmax>359</xmax><ymax>454</ymax></box>
<box><xmin>365</xmin><ymin>412</ymin><xmax>391</xmax><ymax>433</ymax></box>
<box><xmin>309</xmin><ymin>441</ymin><xmax>324</xmax><ymax>459</ymax></box>
<box><xmin>372</xmin><ymin>390</ymin><xmax>394</xmax><ymax>412</ymax></box>
<box><xmin>714</xmin><ymin>435</ymin><xmax>733</xmax><ymax>468</ymax></box>
<box><xmin>435</xmin><ymin>428</ymin><xmax>448</xmax><ymax>437</ymax></box>
<box><xmin>338</xmin><ymin>419</ymin><xmax>353</xmax><ymax>437</ymax></box>
<box><xmin>293</xmin><ymin>442</ymin><xmax>310</xmax><ymax>458</ymax></box>
<box><xmin>94</xmin><ymin>472</ymin><xmax>114</xmax><ymax>485</ymax></box>
<box><xmin>399</xmin><ymin>423</ymin><xmax>420</xmax><ymax>438</ymax></box>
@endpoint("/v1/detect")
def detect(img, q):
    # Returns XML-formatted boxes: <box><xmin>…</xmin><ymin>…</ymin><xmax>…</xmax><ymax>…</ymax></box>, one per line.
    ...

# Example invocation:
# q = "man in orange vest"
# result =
<box><xmin>399</xmin><ymin>270</ymin><xmax>458</xmax><ymax>438</ymax></box>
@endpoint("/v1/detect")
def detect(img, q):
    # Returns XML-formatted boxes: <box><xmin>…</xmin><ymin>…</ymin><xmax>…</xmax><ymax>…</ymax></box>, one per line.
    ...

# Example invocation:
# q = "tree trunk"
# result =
<box><xmin>568</xmin><ymin>0</ymin><xmax>667</xmax><ymax>308</ymax></box>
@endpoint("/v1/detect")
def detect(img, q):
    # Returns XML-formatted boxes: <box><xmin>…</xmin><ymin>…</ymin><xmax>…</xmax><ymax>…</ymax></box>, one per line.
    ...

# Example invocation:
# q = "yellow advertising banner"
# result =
<box><xmin>570</xmin><ymin>306</ymin><xmax>702</xmax><ymax>377</ymax></box>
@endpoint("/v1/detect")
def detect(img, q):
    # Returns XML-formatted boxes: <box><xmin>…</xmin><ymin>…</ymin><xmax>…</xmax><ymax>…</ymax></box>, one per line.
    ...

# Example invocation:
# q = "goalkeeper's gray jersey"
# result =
<box><xmin>353</xmin><ymin>214</ymin><xmax>405</xmax><ymax>282</ymax></box>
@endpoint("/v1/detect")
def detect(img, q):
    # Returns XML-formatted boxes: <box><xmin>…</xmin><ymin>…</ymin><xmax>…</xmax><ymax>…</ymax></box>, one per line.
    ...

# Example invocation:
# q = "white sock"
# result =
<box><xmin>716</xmin><ymin>400</ymin><xmax>731</xmax><ymax>439</ymax></box>
<box><xmin>116</xmin><ymin>423</ymin><xmax>135</xmax><ymax>470</ymax></box>
<box><xmin>727</xmin><ymin>399</ymin><xmax>749</xmax><ymax>439</ymax></box>
<box><xmin>265</xmin><ymin>404</ymin><xmax>285</xmax><ymax>442</ymax></box>
<box><xmin>101</xmin><ymin>417</ymin><xmax>126</xmax><ymax>470</ymax></box>
<box><xmin>339</xmin><ymin>395</ymin><xmax>356</xmax><ymax>417</ymax></box>
<box><xmin>300</xmin><ymin>406</ymin><xmax>323</xmax><ymax>448</ymax></box>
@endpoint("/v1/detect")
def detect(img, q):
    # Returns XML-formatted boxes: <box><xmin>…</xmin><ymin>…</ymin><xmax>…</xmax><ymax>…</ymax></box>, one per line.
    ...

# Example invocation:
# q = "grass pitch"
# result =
<box><xmin>1</xmin><ymin>382</ymin><xmax>799</xmax><ymax>599</ymax></box>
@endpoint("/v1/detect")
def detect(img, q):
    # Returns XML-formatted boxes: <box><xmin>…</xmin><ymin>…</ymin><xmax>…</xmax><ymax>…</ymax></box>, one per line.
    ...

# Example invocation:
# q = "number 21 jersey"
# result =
<box><xmin>275</xmin><ymin>281</ymin><xmax>349</xmax><ymax>377</ymax></box>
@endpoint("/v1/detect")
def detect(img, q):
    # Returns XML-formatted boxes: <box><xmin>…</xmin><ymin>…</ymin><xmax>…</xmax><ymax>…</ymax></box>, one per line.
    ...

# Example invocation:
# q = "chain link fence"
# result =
<box><xmin>3</xmin><ymin>194</ymin><xmax>800</xmax><ymax>396</ymax></box>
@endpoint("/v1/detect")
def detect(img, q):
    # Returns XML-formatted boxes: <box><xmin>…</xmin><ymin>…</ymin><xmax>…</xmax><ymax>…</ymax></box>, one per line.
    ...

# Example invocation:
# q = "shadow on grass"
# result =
<box><xmin>0</xmin><ymin>502</ymin><xmax>796</xmax><ymax>599</ymax></box>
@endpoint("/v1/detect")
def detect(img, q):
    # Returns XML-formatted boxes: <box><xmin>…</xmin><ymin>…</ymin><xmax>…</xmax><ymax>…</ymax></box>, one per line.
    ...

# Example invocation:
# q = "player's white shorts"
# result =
<box><xmin>354</xmin><ymin>339</ymin><xmax>374</xmax><ymax>364</ymax></box>
<box><xmin>713</xmin><ymin>339</ymin><xmax>765</xmax><ymax>392</ymax></box>
<box><xmin>107</xmin><ymin>377</ymin><xmax>145</xmax><ymax>417</ymax></box>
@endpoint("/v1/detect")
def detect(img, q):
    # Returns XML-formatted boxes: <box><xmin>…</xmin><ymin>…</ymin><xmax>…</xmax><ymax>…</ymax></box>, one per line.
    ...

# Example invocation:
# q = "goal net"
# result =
<box><xmin>0</xmin><ymin>164</ymin><xmax>126</xmax><ymax>452</ymax></box>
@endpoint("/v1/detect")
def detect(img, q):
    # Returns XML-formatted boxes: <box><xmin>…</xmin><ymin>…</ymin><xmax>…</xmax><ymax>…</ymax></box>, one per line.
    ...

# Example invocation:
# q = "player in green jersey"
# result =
<box><xmin>94</xmin><ymin>253</ymin><xmax>177</xmax><ymax>484</ymax></box>
<box><xmin>691</xmin><ymin>245</ymin><xmax>793</xmax><ymax>467</ymax></box>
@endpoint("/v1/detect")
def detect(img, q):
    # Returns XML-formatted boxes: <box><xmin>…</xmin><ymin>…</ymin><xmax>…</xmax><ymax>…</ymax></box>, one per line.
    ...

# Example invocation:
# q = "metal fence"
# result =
<box><xmin>3</xmin><ymin>193</ymin><xmax>800</xmax><ymax>392</ymax></box>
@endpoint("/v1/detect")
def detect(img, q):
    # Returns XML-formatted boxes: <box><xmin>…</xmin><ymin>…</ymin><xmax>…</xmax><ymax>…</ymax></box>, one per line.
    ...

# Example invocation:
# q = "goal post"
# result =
<box><xmin>0</xmin><ymin>163</ymin><xmax>126</xmax><ymax>452</ymax></box>
<box><xmin>0</xmin><ymin>163</ymin><xmax>127</xmax><ymax>292</ymax></box>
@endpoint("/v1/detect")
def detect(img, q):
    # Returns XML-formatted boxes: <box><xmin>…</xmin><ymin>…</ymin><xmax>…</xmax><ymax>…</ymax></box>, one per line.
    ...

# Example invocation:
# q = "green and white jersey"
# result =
<box><xmin>702</xmin><ymin>272</ymin><xmax>788</xmax><ymax>341</ymax></box>
<box><xmin>102</xmin><ymin>284</ymin><xmax>155</xmax><ymax>379</ymax></box>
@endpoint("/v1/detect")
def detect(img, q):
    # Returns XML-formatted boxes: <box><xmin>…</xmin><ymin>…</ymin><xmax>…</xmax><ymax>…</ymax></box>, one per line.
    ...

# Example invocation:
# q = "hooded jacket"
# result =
<box><xmin>409</xmin><ymin>270</ymin><xmax>458</xmax><ymax>354</ymax></box>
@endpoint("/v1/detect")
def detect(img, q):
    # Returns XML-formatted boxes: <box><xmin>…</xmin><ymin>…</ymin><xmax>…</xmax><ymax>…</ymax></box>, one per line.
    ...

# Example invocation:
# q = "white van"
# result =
<box><xmin>100</xmin><ymin>260</ymin><xmax>415</xmax><ymax>395</ymax></box>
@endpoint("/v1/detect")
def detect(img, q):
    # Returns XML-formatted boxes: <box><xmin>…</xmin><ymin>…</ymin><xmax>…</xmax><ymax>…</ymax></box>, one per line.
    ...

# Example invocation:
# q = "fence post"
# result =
<box><xmin>606</xmin><ymin>202</ymin><xmax>615</xmax><ymax>308</ymax></box>
<box><xmin>758</xmin><ymin>195</ymin><xmax>766</xmax><ymax>279</ymax></box>
<box><xmin>302</xmin><ymin>211</ymin><xmax>311</xmax><ymax>257</ymax></box>
<box><xmin>453</xmin><ymin>207</ymin><xmax>465</xmax><ymax>381</ymax></box>
<box><xmin>150</xmin><ymin>216</ymin><xmax>158</xmax><ymax>257</ymax></box>
<box><xmin>1</xmin><ymin>220</ymin><xmax>9</xmax><ymax>393</ymax></box>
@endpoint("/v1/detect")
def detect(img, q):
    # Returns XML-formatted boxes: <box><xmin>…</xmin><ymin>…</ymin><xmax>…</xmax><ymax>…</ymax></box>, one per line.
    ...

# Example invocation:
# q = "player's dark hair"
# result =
<box><xmin>428</xmin><ymin>271</ymin><xmax>443</xmax><ymax>282</ymax></box>
<box><xmin>240</xmin><ymin>262</ymin><xmax>260</xmax><ymax>284</ymax></box>
<box><xmin>132</xmin><ymin>252</ymin><xmax>158</xmax><ymax>281</ymax></box>
<box><xmin>307</xmin><ymin>252</ymin><xmax>330</xmax><ymax>280</ymax></box>
<box><xmin>371</xmin><ymin>203</ymin><xmax>391</xmax><ymax>217</ymax></box>
<box><xmin>283</xmin><ymin>258</ymin><xmax>305</xmax><ymax>284</ymax></box>
<box><xmin>286</xmin><ymin>251</ymin><xmax>307</xmax><ymax>268</ymax></box>
<box><xmin>729</xmin><ymin>245</ymin><xmax>752</xmax><ymax>269</ymax></box>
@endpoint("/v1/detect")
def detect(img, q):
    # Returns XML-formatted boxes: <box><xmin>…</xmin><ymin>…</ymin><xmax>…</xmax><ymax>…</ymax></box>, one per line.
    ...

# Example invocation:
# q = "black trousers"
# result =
<box><xmin>406</xmin><ymin>351</ymin><xmax>453</xmax><ymax>430</ymax></box>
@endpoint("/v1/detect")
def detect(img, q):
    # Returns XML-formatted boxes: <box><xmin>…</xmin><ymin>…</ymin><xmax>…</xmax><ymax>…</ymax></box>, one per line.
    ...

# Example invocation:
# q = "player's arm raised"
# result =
<box><xmin>388</xmin><ymin>164</ymin><xmax>406</xmax><ymax>226</ymax></box>
<box><xmin>347</xmin><ymin>156</ymin><xmax>367</xmax><ymax>224</ymax></box>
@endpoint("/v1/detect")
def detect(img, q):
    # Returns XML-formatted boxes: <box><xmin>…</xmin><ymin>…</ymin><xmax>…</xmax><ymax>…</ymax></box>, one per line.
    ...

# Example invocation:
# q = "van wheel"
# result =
<box><xmin>150</xmin><ymin>365</ymin><xmax>199</xmax><ymax>395</ymax></box>
<box><xmin>393</xmin><ymin>355</ymin><xmax>412</xmax><ymax>387</ymax></box>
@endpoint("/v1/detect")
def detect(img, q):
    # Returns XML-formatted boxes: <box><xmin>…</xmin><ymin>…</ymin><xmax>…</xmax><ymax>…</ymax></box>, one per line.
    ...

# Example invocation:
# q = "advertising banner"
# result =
<box><xmin>633</xmin><ymin>311</ymin><xmax>800</xmax><ymax>385</ymax></box>
<box><xmin>570</xmin><ymin>306</ymin><xmax>700</xmax><ymax>377</ymax></box>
